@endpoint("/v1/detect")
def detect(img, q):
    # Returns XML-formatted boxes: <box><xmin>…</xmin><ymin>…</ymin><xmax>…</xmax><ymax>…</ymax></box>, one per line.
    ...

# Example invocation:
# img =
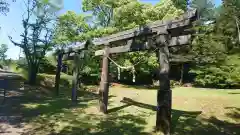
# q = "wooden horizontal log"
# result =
<box><xmin>0</xmin><ymin>72</ymin><xmax>23</xmax><ymax>80</ymax></box>
<box><xmin>62</xmin><ymin>41</ymin><xmax>89</xmax><ymax>54</ymax></box>
<box><xmin>169</xmin><ymin>35</ymin><xmax>191</xmax><ymax>47</ymax></box>
<box><xmin>62</xmin><ymin>51</ymin><xmax>85</xmax><ymax>61</ymax></box>
<box><xmin>93</xmin><ymin>9</ymin><xmax>197</xmax><ymax>46</ymax></box>
<box><xmin>169</xmin><ymin>55</ymin><xmax>193</xmax><ymax>63</ymax></box>
<box><xmin>95</xmin><ymin>35</ymin><xmax>191</xmax><ymax>56</ymax></box>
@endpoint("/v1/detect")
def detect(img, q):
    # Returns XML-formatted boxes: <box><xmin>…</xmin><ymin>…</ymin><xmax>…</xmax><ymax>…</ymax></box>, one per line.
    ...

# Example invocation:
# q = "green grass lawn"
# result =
<box><xmin>11</xmin><ymin>86</ymin><xmax>240</xmax><ymax>135</ymax></box>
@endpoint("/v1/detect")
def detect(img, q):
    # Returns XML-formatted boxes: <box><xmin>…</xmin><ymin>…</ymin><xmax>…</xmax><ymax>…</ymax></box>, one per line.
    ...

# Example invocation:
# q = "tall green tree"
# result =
<box><xmin>216</xmin><ymin>0</ymin><xmax>240</xmax><ymax>50</ymax></box>
<box><xmin>189</xmin><ymin>0</ymin><xmax>215</xmax><ymax>22</ymax></box>
<box><xmin>189</xmin><ymin>0</ymin><xmax>240</xmax><ymax>88</ymax></box>
<box><xmin>9</xmin><ymin>0</ymin><xmax>62</xmax><ymax>84</ymax></box>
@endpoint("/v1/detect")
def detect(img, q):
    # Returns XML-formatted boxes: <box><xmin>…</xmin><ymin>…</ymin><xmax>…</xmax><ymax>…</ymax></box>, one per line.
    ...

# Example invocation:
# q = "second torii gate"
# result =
<box><xmin>93</xmin><ymin>9</ymin><xmax>197</xmax><ymax>135</ymax></box>
<box><xmin>54</xmin><ymin>42</ymin><xmax>89</xmax><ymax>102</ymax></box>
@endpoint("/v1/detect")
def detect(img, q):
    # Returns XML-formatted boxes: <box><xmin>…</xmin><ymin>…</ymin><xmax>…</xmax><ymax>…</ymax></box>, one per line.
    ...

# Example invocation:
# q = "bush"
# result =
<box><xmin>38</xmin><ymin>57</ymin><xmax>56</xmax><ymax>74</ymax></box>
<box><xmin>170</xmin><ymin>80</ymin><xmax>181</xmax><ymax>88</ymax></box>
<box><xmin>9</xmin><ymin>63</ymin><xmax>28</xmax><ymax>80</ymax></box>
<box><xmin>36</xmin><ymin>73</ymin><xmax>72</xmax><ymax>88</ymax></box>
<box><xmin>190</xmin><ymin>55</ymin><xmax>240</xmax><ymax>88</ymax></box>
<box><xmin>80</xmin><ymin>73</ymin><xmax>100</xmax><ymax>85</ymax></box>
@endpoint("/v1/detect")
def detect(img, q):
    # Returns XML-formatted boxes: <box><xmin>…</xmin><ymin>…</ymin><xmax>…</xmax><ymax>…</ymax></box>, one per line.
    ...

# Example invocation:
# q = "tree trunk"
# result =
<box><xmin>55</xmin><ymin>53</ymin><xmax>63</xmax><ymax>96</ymax></box>
<box><xmin>99</xmin><ymin>45</ymin><xmax>110</xmax><ymax>114</ymax></box>
<box><xmin>156</xmin><ymin>35</ymin><xmax>172</xmax><ymax>135</ymax></box>
<box><xmin>28</xmin><ymin>64</ymin><xmax>38</xmax><ymax>85</ymax></box>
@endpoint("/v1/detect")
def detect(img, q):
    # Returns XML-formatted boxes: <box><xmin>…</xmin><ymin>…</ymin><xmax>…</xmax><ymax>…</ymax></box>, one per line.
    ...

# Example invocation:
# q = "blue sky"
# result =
<box><xmin>0</xmin><ymin>0</ymin><xmax>222</xmax><ymax>60</ymax></box>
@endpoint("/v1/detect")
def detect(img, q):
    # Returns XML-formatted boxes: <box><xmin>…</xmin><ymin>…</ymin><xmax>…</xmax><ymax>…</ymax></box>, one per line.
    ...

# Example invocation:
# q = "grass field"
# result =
<box><xmin>1</xmin><ymin>85</ymin><xmax>240</xmax><ymax>135</ymax></box>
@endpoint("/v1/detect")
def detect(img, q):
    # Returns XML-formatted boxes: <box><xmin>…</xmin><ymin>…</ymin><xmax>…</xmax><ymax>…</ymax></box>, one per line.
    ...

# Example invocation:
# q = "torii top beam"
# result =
<box><xmin>93</xmin><ymin>9</ymin><xmax>197</xmax><ymax>46</ymax></box>
<box><xmin>62</xmin><ymin>9</ymin><xmax>197</xmax><ymax>56</ymax></box>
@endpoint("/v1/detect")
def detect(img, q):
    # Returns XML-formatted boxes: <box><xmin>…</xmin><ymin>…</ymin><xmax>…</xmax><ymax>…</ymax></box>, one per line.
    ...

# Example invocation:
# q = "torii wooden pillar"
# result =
<box><xmin>99</xmin><ymin>45</ymin><xmax>110</xmax><ymax>113</ymax></box>
<box><xmin>55</xmin><ymin>53</ymin><xmax>63</xmax><ymax>96</ymax></box>
<box><xmin>156</xmin><ymin>34</ymin><xmax>171</xmax><ymax>134</ymax></box>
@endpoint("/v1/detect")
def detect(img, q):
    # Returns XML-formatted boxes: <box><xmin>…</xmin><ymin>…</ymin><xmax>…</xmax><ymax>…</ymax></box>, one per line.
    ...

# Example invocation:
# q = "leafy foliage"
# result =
<box><xmin>216</xmin><ymin>0</ymin><xmax>240</xmax><ymax>50</ymax></box>
<box><xmin>0</xmin><ymin>44</ymin><xmax>8</xmax><ymax>61</ymax></box>
<box><xmin>0</xmin><ymin>0</ymin><xmax>16</xmax><ymax>15</ymax></box>
<box><xmin>53</xmin><ymin>11</ymin><xmax>91</xmax><ymax>48</ymax></box>
<box><xmin>190</xmin><ymin>0</ymin><xmax>216</xmax><ymax>22</ymax></box>
<box><xmin>189</xmin><ymin>0</ymin><xmax>240</xmax><ymax>88</ymax></box>
<box><xmin>190</xmin><ymin>55</ymin><xmax>240</xmax><ymax>88</ymax></box>
<box><xmin>38</xmin><ymin>57</ymin><xmax>56</xmax><ymax>74</ymax></box>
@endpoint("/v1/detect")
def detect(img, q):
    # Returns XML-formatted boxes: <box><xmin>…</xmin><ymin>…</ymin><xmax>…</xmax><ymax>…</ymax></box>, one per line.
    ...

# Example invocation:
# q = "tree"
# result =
<box><xmin>9</xmin><ymin>0</ymin><xmax>61</xmax><ymax>84</ymax></box>
<box><xmin>172</xmin><ymin>0</ymin><xmax>189</xmax><ymax>11</ymax></box>
<box><xmin>53</xmin><ymin>11</ymin><xmax>91</xmax><ymax>49</ymax></box>
<box><xmin>189</xmin><ymin>0</ymin><xmax>216</xmax><ymax>22</ymax></box>
<box><xmin>188</xmin><ymin>0</ymin><xmax>240</xmax><ymax>88</ymax></box>
<box><xmin>0</xmin><ymin>44</ymin><xmax>8</xmax><ymax>61</ymax></box>
<box><xmin>216</xmin><ymin>0</ymin><xmax>240</xmax><ymax>50</ymax></box>
<box><xmin>82</xmin><ymin>0</ymin><xmax>134</xmax><ymax>27</ymax></box>
<box><xmin>0</xmin><ymin>0</ymin><xmax>16</xmax><ymax>15</ymax></box>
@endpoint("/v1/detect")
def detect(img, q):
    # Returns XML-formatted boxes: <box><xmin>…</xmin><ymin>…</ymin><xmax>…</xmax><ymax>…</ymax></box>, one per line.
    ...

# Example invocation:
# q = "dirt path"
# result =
<box><xmin>0</xmin><ymin>72</ymin><xmax>27</xmax><ymax>135</ymax></box>
<box><xmin>0</xmin><ymin>90</ymin><xmax>26</xmax><ymax>135</ymax></box>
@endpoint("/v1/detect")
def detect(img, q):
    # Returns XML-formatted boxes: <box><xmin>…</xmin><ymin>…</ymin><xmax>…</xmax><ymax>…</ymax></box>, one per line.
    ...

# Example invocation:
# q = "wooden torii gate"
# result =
<box><xmin>93</xmin><ymin>9</ymin><xmax>197</xmax><ymax>134</ymax></box>
<box><xmin>54</xmin><ymin>42</ymin><xmax>88</xmax><ymax>102</ymax></box>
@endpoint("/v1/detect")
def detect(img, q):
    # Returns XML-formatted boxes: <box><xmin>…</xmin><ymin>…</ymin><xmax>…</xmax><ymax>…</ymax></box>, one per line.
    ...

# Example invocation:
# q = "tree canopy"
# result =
<box><xmin>9</xmin><ymin>0</ymin><xmax>62</xmax><ymax>84</ymax></box>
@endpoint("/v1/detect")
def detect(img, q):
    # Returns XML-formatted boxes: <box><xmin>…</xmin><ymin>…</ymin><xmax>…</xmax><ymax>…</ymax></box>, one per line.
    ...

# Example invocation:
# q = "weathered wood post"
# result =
<box><xmin>3</xmin><ymin>79</ymin><xmax>6</xmax><ymax>104</ymax></box>
<box><xmin>0</xmin><ymin>79</ymin><xmax>6</xmax><ymax>104</ymax></box>
<box><xmin>156</xmin><ymin>34</ymin><xmax>172</xmax><ymax>135</ymax></box>
<box><xmin>55</xmin><ymin>52</ymin><xmax>63</xmax><ymax>96</ymax></box>
<box><xmin>99</xmin><ymin>44</ymin><xmax>110</xmax><ymax>114</ymax></box>
<box><xmin>71</xmin><ymin>54</ymin><xmax>79</xmax><ymax>103</ymax></box>
<box><xmin>180</xmin><ymin>63</ymin><xmax>184</xmax><ymax>85</ymax></box>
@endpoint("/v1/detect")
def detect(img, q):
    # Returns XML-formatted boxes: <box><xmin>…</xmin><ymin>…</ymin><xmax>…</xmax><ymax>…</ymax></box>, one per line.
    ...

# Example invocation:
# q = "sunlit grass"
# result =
<box><xmin>22</xmin><ymin>103</ymin><xmax>50</xmax><ymax>109</ymax></box>
<box><xmin>19</xmin><ymin>86</ymin><xmax>240</xmax><ymax>135</ymax></box>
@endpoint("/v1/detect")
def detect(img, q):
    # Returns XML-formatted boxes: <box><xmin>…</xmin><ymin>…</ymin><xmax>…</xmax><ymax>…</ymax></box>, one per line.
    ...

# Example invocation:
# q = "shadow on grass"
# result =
<box><xmin>225</xmin><ymin>107</ymin><xmax>240</xmax><ymax>121</ymax></box>
<box><xmin>55</xmin><ymin>113</ymin><xmax>149</xmax><ymax>135</ymax></box>
<box><xmin>20</xmin><ymin>88</ymin><xmax>116</xmax><ymax>120</ymax></box>
<box><xmin>228</xmin><ymin>92</ymin><xmax>240</xmax><ymax>95</ymax></box>
<box><xmin>21</xmin><ymin>95</ymin><xmax>149</xmax><ymax>135</ymax></box>
<box><xmin>114</xmin><ymin>97</ymin><xmax>240</xmax><ymax>135</ymax></box>
<box><xmin>0</xmin><ymin>84</ymin><xmax>103</xmax><ymax>134</ymax></box>
<box><xmin>121</xmin><ymin>85</ymin><xmax>159</xmax><ymax>90</ymax></box>
<box><xmin>107</xmin><ymin>104</ymin><xmax>132</xmax><ymax>113</ymax></box>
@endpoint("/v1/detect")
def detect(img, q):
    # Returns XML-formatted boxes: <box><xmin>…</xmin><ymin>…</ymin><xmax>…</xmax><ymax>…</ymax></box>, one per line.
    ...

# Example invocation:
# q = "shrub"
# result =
<box><xmin>170</xmin><ymin>80</ymin><xmax>181</xmax><ymax>88</ymax></box>
<box><xmin>190</xmin><ymin>55</ymin><xmax>240</xmax><ymax>88</ymax></box>
<box><xmin>38</xmin><ymin>57</ymin><xmax>56</xmax><ymax>74</ymax></box>
<box><xmin>36</xmin><ymin>73</ymin><xmax>72</xmax><ymax>88</ymax></box>
<box><xmin>9</xmin><ymin>63</ymin><xmax>28</xmax><ymax>80</ymax></box>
